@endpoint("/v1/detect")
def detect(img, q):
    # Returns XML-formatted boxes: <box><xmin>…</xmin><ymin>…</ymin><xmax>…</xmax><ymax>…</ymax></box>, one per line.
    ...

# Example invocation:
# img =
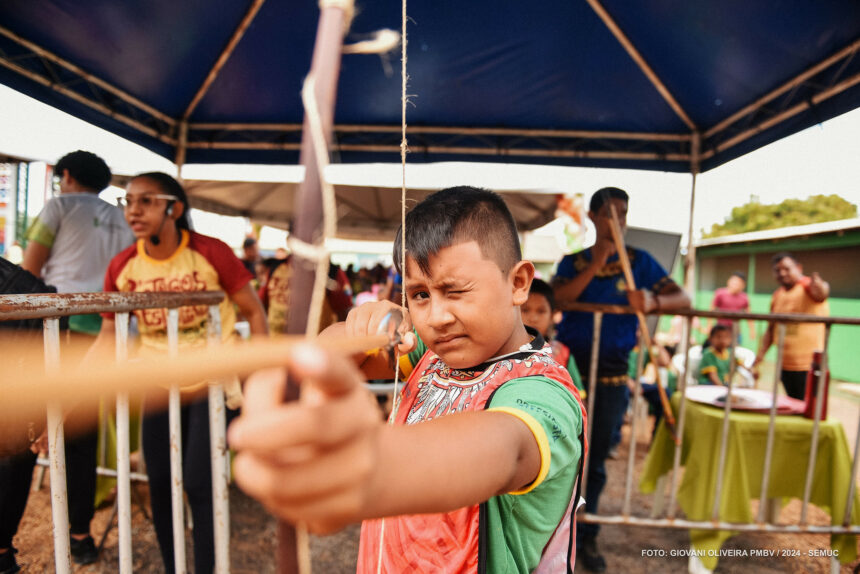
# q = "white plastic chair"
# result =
<box><xmin>672</xmin><ymin>345</ymin><xmax>756</xmax><ymax>388</ymax></box>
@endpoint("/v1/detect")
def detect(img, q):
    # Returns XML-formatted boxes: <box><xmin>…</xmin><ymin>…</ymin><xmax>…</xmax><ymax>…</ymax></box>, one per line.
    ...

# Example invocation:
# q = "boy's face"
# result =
<box><xmin>403</xmin><ymin>241</ymin><xmax>531</xmax><ymax>369</ymax></box>
<box><xmin>711</xmin><ymin>329</ymin><xmax>732</xmax><ymax>351</ymax></box>
<box><xmin>521</xmin><ymin>292</ymin><xmax>553</xmax><ymax>338</ymax></box>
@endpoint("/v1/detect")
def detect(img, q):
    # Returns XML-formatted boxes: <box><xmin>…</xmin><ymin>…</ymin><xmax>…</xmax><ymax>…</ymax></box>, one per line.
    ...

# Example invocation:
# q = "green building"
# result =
<box><xmin>694</xmin><ymin>218</ymin><xmax>860</xmax><ymax>383</ymax></box>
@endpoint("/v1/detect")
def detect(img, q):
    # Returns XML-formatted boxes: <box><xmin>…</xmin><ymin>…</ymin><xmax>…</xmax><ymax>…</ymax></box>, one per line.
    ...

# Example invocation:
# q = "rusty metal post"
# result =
<box><xmin>44</xmin><ymin>317</ymin><xmax>71</xmax><ymax>574</ymax></box>
<box><xmin>115</xmin><ymin>312</ymin><xmax>133</xmax><ymax>572</ymax></box>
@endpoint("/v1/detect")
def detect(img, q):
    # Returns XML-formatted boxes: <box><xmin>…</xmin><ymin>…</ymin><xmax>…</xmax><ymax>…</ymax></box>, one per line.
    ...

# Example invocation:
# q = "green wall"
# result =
<box><xmin>694</xmin><ymin>236</ymin><xmax>860</xmax><ymax>382</ymax></box>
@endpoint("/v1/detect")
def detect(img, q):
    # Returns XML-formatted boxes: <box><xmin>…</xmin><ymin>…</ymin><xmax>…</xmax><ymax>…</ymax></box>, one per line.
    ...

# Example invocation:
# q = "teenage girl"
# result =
<box><xmin>94</xmin><ymin>172</ymin><xmax>267</xmax><ymax>573</ymax></box>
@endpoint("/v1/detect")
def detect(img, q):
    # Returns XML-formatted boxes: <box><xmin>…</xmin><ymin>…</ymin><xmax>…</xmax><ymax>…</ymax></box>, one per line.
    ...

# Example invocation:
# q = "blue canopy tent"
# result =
<box><xmin>1</xmin><ymin>0</ymin><xmax>859</xmax><ymax>174</ymax></box>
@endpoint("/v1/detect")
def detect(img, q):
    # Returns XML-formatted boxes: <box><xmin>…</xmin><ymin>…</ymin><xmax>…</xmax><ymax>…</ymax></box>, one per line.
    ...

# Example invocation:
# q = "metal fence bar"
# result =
<box><xmin>114</xmin><ymin>312</ymin><xmax>133</xmax><ymax>573</ymax></box>
<box><xmin>207</xmin><ymin>305</ymin><xmax>231</xmax><ymax>574</ymax></box>
<box><xmin>556</xmin><ymin>301</ymin><xmax>860</xmax><ymax>326</ymax></box>
<box><xmin>843</xmin><ymin>404</ymin><xmax>860</xmax><ymax>527</ymax></box>
<box><xmin>757</xmin><ymin>323</ymin><xmax>786</xmax><ymax>524</ymax></box>
<box><xmin>666</xmin><ymin>317</ymin><xmax>693</xmax><ymax>520</ymax></box>
<box><xmin>44</xmin><ymin>317</ymin><xmax>71</xmax><ymax>574</ymax></box>
<box><xmin>667</xmin><ymin>315</ymin><xmax>693</xmax><ymax>519</ymax></box>
<box><xmin>801</xmin><ymin>324</ymin><xmax>832</xmax><ymax>525</ymax></box>
<box><xmin>622</xmin><ymin>342</ymin><xmax>646</xmax><ymax>517</ymax></box>
<box><xmin>35</xmin><ymin>458</ymin><xmax>149</xmax><ymax>482</ymax></box>
<box><xmin>710</xmin><ymin>321</ymin><xmax>739</xmax><ymax>521</ymax></box>
<box><xmin>166</xmin><ymin>308</ymin><xmax>187</xmax><ymax>574</ymax></box>
<box><xmin>0</xmin><ymin>291</ymin><xmax>225</xmax><ymax>320</ymax></box>
<box><xmin>580</xmin><ymin>312</ymin><xmax>602</xmax><ymax>496</ymax></box>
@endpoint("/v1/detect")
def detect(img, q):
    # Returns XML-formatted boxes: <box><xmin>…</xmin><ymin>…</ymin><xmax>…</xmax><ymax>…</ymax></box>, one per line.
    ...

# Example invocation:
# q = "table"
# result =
<box><xmin>640</xmin><ymin>395</ymin><xmax>860</xmax><ymax>571</ymax></box>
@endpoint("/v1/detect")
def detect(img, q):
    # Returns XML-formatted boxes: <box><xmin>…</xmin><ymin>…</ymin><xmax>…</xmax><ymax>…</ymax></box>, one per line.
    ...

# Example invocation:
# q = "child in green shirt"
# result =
<box><xmin>522</xmin><ymin>278</ymin><xmax>586</xmax><ymax>398</ymax></box>
<box><xmin>699</xmin><ymin>325</ymin><xmax>739</xmax><ymax>385</ymax></box>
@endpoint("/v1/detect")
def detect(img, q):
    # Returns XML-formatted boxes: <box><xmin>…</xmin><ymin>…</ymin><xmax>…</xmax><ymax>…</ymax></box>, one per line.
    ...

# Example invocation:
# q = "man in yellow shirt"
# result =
<box><xmin>754</xmin><ymin>252</ymin><xmax>830</xmax><ymax>399</ymax></box>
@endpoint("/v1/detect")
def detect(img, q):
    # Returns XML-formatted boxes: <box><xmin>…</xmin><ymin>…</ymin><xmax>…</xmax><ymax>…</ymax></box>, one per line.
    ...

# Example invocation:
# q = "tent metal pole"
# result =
<box><xmin>188</xmin><ymin>122</ymin><xmax>690</xmax><ymax>142</ymax></box>
<box><xmin>183</xmin><ymin>0</ymin><xmax>268</xmax><ymax>120</ymax></box>
<box><xmin>701</xmin><ymin>69</ymin><xmax>860</xmax><ymax>161</ymax></box>
<box><xmin>705</xmin><ymin>37</ymin><xmax>860</xmax><ymax>139</ymax></box>
<box><xmin>583</xmin><ymin>0</ymin><xmax>696</xmax><ymax>131</ymax></box>
<box><xmin>683</xmin><ymin>132</ymin><xmax>700</xmax><ymax>298</ymax></box>
<box><xmin>0</xmin><ymin>24</ymin><xmax>175</xmax><ymax>126</ymax></box>
<box><xmin>176</xmin><ymin>121</ymin><xmax>188</xmax><ymax>179</ymax></box>
<box><xmin>0</xmin><ymin>56</ymin><xmax>175</xmax><ymax>144</ymax></box>
<box><xmin>184</xmin><ymin>140</ymin><xmax>690</xmax><ymax>163</ymax></box>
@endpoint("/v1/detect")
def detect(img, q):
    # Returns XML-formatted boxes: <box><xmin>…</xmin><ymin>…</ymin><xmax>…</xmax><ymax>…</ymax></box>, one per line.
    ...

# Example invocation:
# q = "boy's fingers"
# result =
<box><xmin>229</xmin><ymin>388</ymin><xmax>378</xmax><ymax>451</ymax></box>
<box><xmin>234</xmin><ymin>453</ymin><xmax>368</xmax><ymax>533</ymax></box>
<box><xmin>396</xmin><ymin>331</ymin><xmax>417</xmax><ymax>355</ymax></box>
<box><xmin>234</xmin><ymin>431</ymin><xmax>373</xmax><ymax>505</ymax></box>
<box><xmin>241</xmin><ymin>367</ymin><xmax>288</xmax><ymax>415</ymax></box>
<box><xmin>287</xmin><ymin>343</ymin><xmax>366</xmax><ymax>397</ymax></box>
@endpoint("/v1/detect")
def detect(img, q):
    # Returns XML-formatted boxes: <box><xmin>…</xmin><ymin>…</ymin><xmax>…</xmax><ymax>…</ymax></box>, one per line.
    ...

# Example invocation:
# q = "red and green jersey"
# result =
<box><xmin>358</xmin><ymin>329</ymin><xmax>586</xmax><ymax>573</ymax></box>
<box><xmin>102</xmin><ymin>231</ymin><xmax>252</xmax><ymax>387</ymax></box>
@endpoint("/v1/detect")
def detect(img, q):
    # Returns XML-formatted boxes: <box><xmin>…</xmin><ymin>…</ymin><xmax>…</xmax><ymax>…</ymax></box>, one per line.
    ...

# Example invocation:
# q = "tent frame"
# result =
<box><xmin>2</xmin><ymin>5</ymin><xmax>858</xmax><ymax>169</ymax></box>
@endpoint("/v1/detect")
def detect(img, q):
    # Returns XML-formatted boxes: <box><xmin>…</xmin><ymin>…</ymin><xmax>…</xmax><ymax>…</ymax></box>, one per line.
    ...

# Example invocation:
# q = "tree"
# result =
<box><xmin>703</xmin><ymin>194</ymin><xmax>857</xmax><ymax>238</ymax></box>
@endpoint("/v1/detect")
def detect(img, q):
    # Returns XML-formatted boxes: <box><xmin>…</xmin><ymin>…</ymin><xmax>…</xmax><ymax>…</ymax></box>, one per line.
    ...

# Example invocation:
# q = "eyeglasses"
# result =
<box><xmin>117</xmin><ymin>194</ymin><xmax>179</xmax><ymax>210</ymax></box>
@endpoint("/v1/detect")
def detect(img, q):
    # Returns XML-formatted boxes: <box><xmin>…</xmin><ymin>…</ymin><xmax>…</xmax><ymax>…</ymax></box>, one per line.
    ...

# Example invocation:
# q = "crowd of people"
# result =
<box><xmin>0</xmin><ymin>152</ymin><xmax>834</xmax><ymax>574</ymax></box>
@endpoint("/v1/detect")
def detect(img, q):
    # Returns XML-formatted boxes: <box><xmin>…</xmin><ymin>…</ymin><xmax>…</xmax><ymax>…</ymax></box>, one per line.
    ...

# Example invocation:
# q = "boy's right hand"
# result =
<box><xmin>230</xmin><ymin>344</ymin><xmax>383</xmax><ymax>533</ymax></box>
<box><xmin>591</xmin><ymin>237</ymin><xmax>617</xmax><ymax>267</ymax></box>
<box><xmin>345</xmin><ymin>300</ymin><xmax>416</xmax><ymax>356</ymax></box>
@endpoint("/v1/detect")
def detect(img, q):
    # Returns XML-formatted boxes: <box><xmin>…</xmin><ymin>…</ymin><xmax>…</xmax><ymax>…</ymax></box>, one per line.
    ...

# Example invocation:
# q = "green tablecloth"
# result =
<box><xmin>640</xmin><ymin>394</ymin><xmax>860</xmax><ymax>570</ymax></box>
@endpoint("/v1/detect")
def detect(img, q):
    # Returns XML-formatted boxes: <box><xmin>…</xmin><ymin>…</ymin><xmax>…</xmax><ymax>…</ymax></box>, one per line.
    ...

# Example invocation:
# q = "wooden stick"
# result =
<box><xmin>606</xmin><ymin>203</ymin><xmax>679</xmax><ymax>442</ymax></box>
<box><xmin>0</xmin><ymin>334</ymin><xmax>388</xmax><ymax>422</ymax></box>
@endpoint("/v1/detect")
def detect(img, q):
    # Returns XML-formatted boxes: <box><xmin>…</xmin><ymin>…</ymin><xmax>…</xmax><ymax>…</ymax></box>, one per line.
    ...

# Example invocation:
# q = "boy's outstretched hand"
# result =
<box><xmin>229</xmin><ymin>344</ymin><xmax>382</xmax><ymax>534</ymax></box>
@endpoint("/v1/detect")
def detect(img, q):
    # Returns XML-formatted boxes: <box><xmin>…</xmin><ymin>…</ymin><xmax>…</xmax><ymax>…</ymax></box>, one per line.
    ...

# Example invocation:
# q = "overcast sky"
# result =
<box><xmin>1</xmin><ymin>83</ymin><xmax>858</xmax><ymax>250</ymax></box>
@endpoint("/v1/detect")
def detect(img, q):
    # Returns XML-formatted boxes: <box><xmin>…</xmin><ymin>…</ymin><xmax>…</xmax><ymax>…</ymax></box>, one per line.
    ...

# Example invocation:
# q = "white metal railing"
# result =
<box><xmin>0</xmin><ymin>291</ymin><xmax>228</xmax><ymax>574</ymax></box>
<box><xmin>565</xmin><ymin>302</ymin><xmax>860</xmax><ymax>573</ymax></box>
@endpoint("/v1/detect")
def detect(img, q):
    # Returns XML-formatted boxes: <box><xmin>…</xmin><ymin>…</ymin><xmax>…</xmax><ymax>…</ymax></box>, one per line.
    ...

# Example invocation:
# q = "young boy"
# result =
<box><xmin>230</xmin><ymin>186</ymin><xmax>587</xmax><ymax>573</ymax></box>
<box><xmin>698</xmin><ymin>325</ymin><xmax>738</xmax><ymax>386</ymax></box>
<box><xmin>522</xmin><ymin>278</ymin><xmax>586</xmax><ymax>398</ymax></box>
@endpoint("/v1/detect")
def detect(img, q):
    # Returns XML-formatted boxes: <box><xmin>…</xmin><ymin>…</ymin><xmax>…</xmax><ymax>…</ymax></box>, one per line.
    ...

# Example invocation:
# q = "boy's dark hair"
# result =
<box><xmin>54</xmin><ymin>150</ymin><xmax>111</xmax><ymax>192</ymax></box>
<box><xmin>709</xmin><ymin>324</ymin><xmax>731</xmax><ymax>338</ymax></box>
<box><xmin>589</xmin><ymin>187</ymin><xmax>629</xmax><ymax>214</ymax></box>
<box><xmin>730</xmin><ymin>271</ymin><xmax>747</xmax><ymax>282</ymax></box>
<box><xmin>529</xmin><ymin>278</ymin><xmax>555</xmax><ymax>310</ymax></box>
<box><xmin>131</xmin><ymin>172</ymin><xmax>193</xmax><ymax>231</ymax></box>
<box><xmin>771</xmin><ymin>252</ymin><xmax>796</xmax><ymax>266</ymax></box>
<box><xmin>393</xmin><ymin>186</ymin><xmax>521</xmax><ymax>276</ymax></box>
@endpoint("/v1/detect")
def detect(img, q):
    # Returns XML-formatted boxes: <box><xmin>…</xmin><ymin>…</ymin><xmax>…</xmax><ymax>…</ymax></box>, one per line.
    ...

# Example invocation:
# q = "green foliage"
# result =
<box><xmin>703</xmin><ymin>194</ymin><xmax>857</xmax><ymax>238</ymax></box>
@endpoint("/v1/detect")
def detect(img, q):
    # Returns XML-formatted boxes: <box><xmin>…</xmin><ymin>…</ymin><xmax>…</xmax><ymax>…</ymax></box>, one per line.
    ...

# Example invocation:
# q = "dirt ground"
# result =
<box><xmin>9</xmin><ymin>395</ymin><xmax>860</xmax><ymax>573</ymax></box>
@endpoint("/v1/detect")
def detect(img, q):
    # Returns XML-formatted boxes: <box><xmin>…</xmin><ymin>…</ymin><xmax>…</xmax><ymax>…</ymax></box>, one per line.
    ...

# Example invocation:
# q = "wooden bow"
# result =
<box><xmin>607</xmin><ymin>203</ymin><xmax>679</xmax><ymax>444</ymax></box>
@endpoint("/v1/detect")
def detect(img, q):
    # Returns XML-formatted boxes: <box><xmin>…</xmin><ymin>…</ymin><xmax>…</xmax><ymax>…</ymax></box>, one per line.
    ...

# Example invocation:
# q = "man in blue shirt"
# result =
<box><xmin>552</xmin><ymin>187</ymin><xmax>690</xmax><ymax>572</ymax></box>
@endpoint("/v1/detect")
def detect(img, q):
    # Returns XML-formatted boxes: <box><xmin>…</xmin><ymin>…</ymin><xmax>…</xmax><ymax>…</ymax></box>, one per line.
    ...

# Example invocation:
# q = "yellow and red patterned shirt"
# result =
<box><xmin>102</xmin><ymin>230</ymin><xmax>252</xmax><ymax>359</ymax></box>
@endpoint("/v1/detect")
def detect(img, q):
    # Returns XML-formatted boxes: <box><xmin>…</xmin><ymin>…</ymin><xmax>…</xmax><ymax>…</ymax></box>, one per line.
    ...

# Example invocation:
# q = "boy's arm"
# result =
<box><xmin>230</xmin><ymin>344</ymin><xmax>542</xmax><ymax>534</ymax></box>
